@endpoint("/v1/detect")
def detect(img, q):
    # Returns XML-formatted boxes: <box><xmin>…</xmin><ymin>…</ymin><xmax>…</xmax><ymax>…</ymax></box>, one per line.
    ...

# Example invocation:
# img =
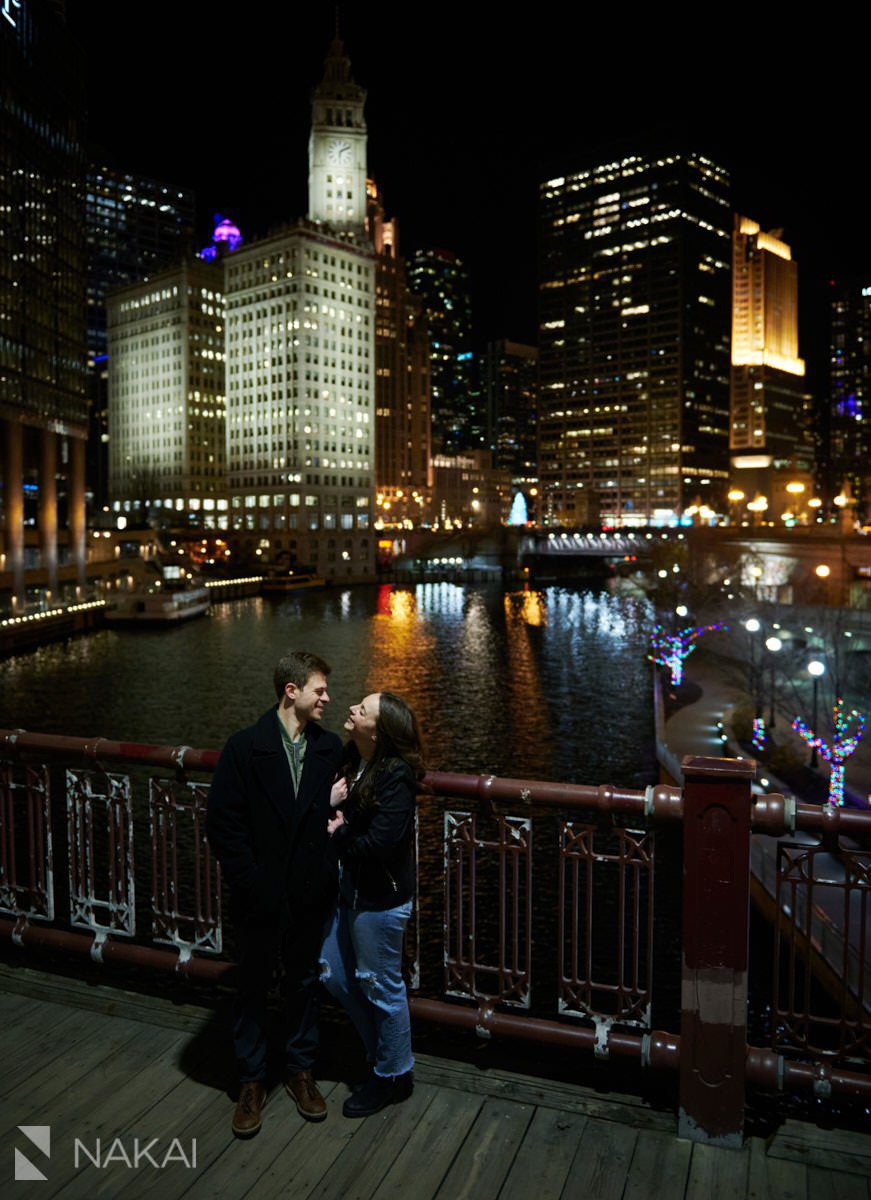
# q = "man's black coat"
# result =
<box><xmin>206</xmin><ymin>706</ymin><xmax>343</xmax><ymax>921</ymax></box>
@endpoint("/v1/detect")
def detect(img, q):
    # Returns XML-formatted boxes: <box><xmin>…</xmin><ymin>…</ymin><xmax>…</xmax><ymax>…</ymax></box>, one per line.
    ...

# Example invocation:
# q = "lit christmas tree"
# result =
<box><xmin>792</xmin><ymin>699</ymin><xmax>866</xmax><ymax>807</ymax></box>
<box><xmin>648</xmin><ymin>622</ymin><xmax>727</xmax><ymax>687</ymax></box>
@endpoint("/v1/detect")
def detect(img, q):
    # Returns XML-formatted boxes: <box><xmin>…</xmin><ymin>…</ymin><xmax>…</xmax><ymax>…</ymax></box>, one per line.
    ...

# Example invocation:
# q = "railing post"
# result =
<box><xmin>678</xmin><ymin>755</ymin><xmax>754</xmax><ymax>1147</ymax></box>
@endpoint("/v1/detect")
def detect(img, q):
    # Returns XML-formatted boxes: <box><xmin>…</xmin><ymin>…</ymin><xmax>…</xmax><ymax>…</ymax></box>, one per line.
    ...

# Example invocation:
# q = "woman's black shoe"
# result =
<box><xmin>342</xmin><ymin>1071</ymin><xmax>413</xmax><ymax>1118</ymax></box>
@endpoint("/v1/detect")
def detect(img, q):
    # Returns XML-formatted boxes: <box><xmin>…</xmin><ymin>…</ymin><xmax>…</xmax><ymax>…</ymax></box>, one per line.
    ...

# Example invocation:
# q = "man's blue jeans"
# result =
<box><xmin>320</xmin><ymin>899</ymin><xmax>414</xmax><ymax>1078</ymax></box>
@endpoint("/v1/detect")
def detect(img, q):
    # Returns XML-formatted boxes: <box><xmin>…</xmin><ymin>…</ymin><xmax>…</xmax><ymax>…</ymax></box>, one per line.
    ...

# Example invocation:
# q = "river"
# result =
<box><xmin>0</xmin><ymin>583</ymin><xmax>657</xmax><ymax>787</ymax></box>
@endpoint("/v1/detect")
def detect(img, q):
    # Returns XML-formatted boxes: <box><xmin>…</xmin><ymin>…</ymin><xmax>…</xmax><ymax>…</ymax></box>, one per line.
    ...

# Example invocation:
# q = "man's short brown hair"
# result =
<box><xmin>273</xmin><ymin>650</ymin><xmax>331</xmax><ymax>699</ymax></box>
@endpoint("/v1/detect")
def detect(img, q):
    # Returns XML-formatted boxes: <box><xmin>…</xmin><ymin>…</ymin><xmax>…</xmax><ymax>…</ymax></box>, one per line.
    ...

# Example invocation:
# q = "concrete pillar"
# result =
<box><xmin>69</xmin><ymin>435</ymin><xmax>86</xmax><ymax>593</ymax></box>
<box><xmin>38</xmin><ymin>427</ymin><xmax>58</xmax><ymax>602</ymax></box>
<box><xmin>3</xmin><ymin>417</ymin><xmax>25</xmax><ymax>611</ymax></box>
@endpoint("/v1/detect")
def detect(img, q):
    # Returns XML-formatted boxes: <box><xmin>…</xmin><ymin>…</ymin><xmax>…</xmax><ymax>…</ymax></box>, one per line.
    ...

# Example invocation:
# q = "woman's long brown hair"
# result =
<box><xmin>345</xmin><ymin>691</ymin><xmax>425</xmax><ymax>810</ymax></box>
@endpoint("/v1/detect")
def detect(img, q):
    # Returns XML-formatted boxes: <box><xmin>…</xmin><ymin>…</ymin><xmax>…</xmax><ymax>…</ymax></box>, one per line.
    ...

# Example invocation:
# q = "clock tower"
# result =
<box><xmin>308</xmin><ymin>38</ymin><xmax>367</xmax><ymax>234</ymax></box>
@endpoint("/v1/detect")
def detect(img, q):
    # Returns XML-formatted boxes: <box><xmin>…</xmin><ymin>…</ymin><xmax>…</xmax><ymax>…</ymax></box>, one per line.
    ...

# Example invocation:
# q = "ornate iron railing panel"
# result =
<box><xmin>773</xmin><ymin>838</ymin><xmax>870</xmax><ymax>1061</ymax></box>
<box><xmin>149</xmin><ymin>778</ymin><xmax>221</xmax><ymax>955</ymax></box>
<box><xmin>444</xmin><ymin>810</ymin><xmax>532</xmax><ymax>1007</ymax></box>
<box><xmin>0</xmin><ymin>762</ymin><xmax>53</xmax><ymax>920</ymax></box>
<box><xmin>559</xmin><ymin>821</ymin><xmax>654</xmax><ymax>1026</ymax></box>
<box><xmin>66</xmin><ymin>769</ymin><xmax>135</xmax><ymax>936</ymax></box>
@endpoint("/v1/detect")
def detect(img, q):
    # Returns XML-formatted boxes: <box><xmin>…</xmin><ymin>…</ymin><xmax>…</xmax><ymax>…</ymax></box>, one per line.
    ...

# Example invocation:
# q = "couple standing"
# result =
<box><xmin>206</xmin><ymin>649</ymin><xmax>423</xmax><ymax>1137</ymax></box>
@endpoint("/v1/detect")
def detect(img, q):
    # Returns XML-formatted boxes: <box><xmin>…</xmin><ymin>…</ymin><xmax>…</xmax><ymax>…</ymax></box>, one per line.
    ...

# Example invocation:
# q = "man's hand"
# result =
<box><xmin>330</xmin><ymin>777</ymin><xmax>348</xmax><ymax>809</ymax></box>
<box><xmin>327</xmin><ymin>812</ymin><xmax>345</xmax><ymax>836</ymax></box>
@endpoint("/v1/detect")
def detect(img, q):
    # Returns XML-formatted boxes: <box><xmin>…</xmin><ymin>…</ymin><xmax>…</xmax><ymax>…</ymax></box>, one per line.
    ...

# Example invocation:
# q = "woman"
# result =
<box><xmin>321</xmin><ymin>690</ymin><xmax>424</xmax><ymax>1118</ymax></box>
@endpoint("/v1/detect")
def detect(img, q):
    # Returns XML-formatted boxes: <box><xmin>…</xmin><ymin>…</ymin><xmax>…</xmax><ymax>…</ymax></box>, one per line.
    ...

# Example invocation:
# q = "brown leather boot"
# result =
<box><xmin>232</xmin><ymin>1081</ymin><xmax>266</xmax><ymax>1137</ymax></box>
<box><xmin>285</xmin><ymin>1069</ymin><xmax>327</xmax><ymax>1121</ymax></box>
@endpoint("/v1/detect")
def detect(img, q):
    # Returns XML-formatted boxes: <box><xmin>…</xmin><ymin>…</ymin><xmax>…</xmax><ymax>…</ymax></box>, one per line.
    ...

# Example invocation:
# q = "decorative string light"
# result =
<box><xmin>752</xmin><ymin>716</ymin><xmax>767</xmax><ymax>751</ymax></box>
<box><xmin>792</xmin><ymin>699</ymin><xmax>865</xmax><ymax>807</ymax></box>
<box><xmin>648</xmin><ymin>622</ymin><xmax>728</xmax><ymax>687</ymax></box>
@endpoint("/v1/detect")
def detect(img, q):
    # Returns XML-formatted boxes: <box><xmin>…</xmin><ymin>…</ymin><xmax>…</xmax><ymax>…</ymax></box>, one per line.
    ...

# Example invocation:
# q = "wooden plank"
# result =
<box><xmin>769</xmin><ymin>1121</ymin><xmax>871</xmax><ymax>1177</ymax></box>
<box><xmin>0</xmin><ymin>1012</ymin><xmax>149</xmax><ymax>1137</ymax></box>
<box><xmin>42</xmin><ymin>1030</ymin><xmax>229</xmax><ymax>1200</ymax></box>
<box><xmin>0</xmin><ymin>962</ymin><xmax>219</xmax><ymax>1036</ymax></box>
<box><xmin>413</xmin><ymin>1052</ymin><xmax>673</xmax><ymax>1132</ymax></box>
<box><xmin>433</xmin><ymin>1096</ymin><xmax>534</xmax><ymax>1200</ymax></box>
<box><xmin>371</xmin><ymin>1085</ymin><xmax>484</xmax><ymax>1200</ymax></box>
<box><xmin>0</xmin><ymin>988</ymin><xmax>39</xmax><ymax>1018</ymax></box>
<box><xmin>685</xmin><ymin>1141</ymin><xmax>750</xmax><ymax>1200</ymax></box>
<box><xmin>622</xmin><ymin>1128</ymin><xmax>692</xmax><ymax>1200</ymax></box>
<box><xmin>178</xmin><ymin>1080</ymin><xmax>350</xmax><ymax>1200</ymax></box>
<box><xmin>561</xmin><ymin>1117</ymin><xmax>638</xmax><ymax>1200</ymax></box>
<box><xmin>295</xmin><ymin>1082</ymin><xmax>439</xmax><ymax>1200</ymax></box>
<box><xmin>747</xmin><ymin>1137</ymin><xmax>807</xmax><ymax>1200</ymax></box>
<box><xmin>89</xmin><ymin>1086</ymin><xmax>231</xmax><ymax>1200</ymax></box>
<box><xmin>498</xmin><ymin>1106</ymin><xmax>588</xmax><ymax>1200</ymax></box>
<box><xmin>807</xmin><ymin>1167</ymin><xmax>869</xmax><ymax>1200</ymax></box>
<box><xmin>0</xmin><ymin>1006</ymin><xmax>101</xmax><ymax>1099</ymax></box>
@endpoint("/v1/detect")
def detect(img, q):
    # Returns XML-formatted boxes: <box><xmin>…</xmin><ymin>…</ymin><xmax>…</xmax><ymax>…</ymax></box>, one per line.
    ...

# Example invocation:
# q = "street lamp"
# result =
<box><xmin>765</xmin><ymin>635</ymin><xmax>782</xmax><ymax>728</ymax></box>
<box><xmin>807</xmin><ymin>660</ymin><xmax>826</xmax><ymax>767</ymax></box>
<box><xmin>745</xmin><ymin>618</ymin><xmax>761</xmax><ymax>720</ymax></box>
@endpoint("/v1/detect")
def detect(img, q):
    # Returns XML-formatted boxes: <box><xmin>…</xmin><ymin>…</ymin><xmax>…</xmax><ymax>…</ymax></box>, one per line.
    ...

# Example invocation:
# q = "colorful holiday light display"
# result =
<box><xmin>792</xmin><ymin>699</ymin><xmax>866</xmax><ymax>807</ymax></box>
<box><xmin>752</xmin><ymin>716</ymin><xmax>767</xmax><ymax>751</ymax></box>
<box><xmin>648</xmin><ymin>622</ymin><xmax>728</xmax><ymax>687</ymax></box>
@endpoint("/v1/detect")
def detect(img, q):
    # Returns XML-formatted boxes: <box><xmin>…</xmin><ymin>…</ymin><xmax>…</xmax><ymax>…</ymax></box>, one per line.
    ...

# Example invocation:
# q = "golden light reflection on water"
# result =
<box><xmin>504</xmin><ymin>588</ymin><xmax>547</xmax><ymax>628</ymax></box>
<box><xmin>503</xmin><ymin>590</ymin><xmax>550</xmax><ymax>761</ymax></box>
<box><xmin>363</xmin><ymin>586</ymin><xmax>439</xmax><ymax>718</ymax></box>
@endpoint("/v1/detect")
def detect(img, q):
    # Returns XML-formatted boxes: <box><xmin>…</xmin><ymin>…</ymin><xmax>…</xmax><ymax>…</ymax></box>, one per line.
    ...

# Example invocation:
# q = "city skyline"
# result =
<box><xmin>68</xmin><ymin>5</ymin><xmax>867</xmax><ymax>397</ymax></box>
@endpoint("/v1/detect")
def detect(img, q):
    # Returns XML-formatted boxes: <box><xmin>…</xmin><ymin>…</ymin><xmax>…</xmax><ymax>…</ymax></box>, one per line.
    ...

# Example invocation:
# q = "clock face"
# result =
<box><xmin>327</xmin><ymin>138</ymin><xmax>352</xmax><ymax>166</ymax></box>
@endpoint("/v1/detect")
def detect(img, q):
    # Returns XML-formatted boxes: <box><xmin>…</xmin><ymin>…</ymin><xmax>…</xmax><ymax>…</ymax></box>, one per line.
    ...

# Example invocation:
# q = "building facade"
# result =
<box><xmin>409</xmin><ymin>247</ymin><xmax>481</xmax><ymax>453</ymax></box>
<box><xmin>86</xmin><ymin>165</ymin><xmax>195</xmax><ymax>507</ymax></box>
<box><xmin>729</xmin><ymin>216</ymin><xmax>812</xmax><ymax>522</ymax></box>
<box><xmin>107</xmin><ymin>258</ymin><xmax>225</xmax><ymax>518</ymax></box>
<box><xmin>484</xmin><ymin>339</ymin><xmax>538</xmax><ymax>503</ymax></box>
<box><xmin>367</xmin><ymin>180</ymin><xmax>432</xmax><ymax>527</ymax></box>
<box><xmin>1</xmin><ymin>0</ymin><xmax>89</xmax><ymax>610</ymax></box>
<box><xmin>538</xmin><ymin>152</ymin><xmax>732</xmax><ymax>527</ymax></box>
<box><xmin>829</xmin><ymin>281</ymin><xmax>871</xmax><ymax>526</ymax></box>
<box><xmin>222</xmin><ymin>37</ymin><xmax>376</xmax><ymax>578</ymax></box>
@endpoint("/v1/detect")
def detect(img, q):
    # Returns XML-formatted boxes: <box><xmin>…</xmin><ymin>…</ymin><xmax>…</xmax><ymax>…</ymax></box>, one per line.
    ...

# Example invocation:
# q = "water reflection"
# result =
<box><xmin>0</xmin><ymin>584</ymin><xmax>655</xmax><ymax>788</ymax></box>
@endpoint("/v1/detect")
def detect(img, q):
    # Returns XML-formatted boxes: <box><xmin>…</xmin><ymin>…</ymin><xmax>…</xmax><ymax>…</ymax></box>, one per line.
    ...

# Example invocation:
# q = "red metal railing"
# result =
<box><xmin>1</xmin><ymin>727</ymin><xmax>870</xmax><ymax>1147</ymax></box>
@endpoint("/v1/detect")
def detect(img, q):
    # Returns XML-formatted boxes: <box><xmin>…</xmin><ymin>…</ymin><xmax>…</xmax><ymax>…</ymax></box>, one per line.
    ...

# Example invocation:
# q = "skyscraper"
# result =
<box><xmin>729</xmin><ymin>216</ymin><xmax>811</xmax><ymax>520</ymax></box>
<box><xmin>86</xmin><ymin>165</ymin><xmax>195</xmax><ymax>506</ymax></box>
<box><xmin>409</xmin><ymin>248</ymin><xmax>481</xmax><ymax>453</ymax></box>
<box><xmin>829</xmin><ymin>282</ymin><xmax>871</xmax><ymax>525</ymax></box>
<box><xmin>1</xmin><ymin>0</ymin><xmax>89</xmax><ymax>610</ymax></box>
<box><xmin>107</xmin><ymin>258</ymin><xmax>226</xmax><ymax>519</ymax></box>
<box><xmin>222</xmin><ymin>37</ymin><xmax>376</xmax><ymax>578</ymax></box>
<box><xmin>538</xmin><ymin>152</ymin><xmax>732</xmax><ymax>527</ymax></box>
<box><xmin>367</xmin><ymin>180</ymin><xmax>432</xmax><ymax>526</ymax></box>
<box><xmin>484</xmin><ymin>340</ymin><xmax>538</xmax><ymax>500</ymax></box>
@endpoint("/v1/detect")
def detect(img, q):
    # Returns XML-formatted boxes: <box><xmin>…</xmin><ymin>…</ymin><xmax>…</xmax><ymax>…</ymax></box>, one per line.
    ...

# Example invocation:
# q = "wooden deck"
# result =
<box><xmin>0</xmin><ymin>967</ymin><xmax>868</xmax><ymax>1200</ymax></box>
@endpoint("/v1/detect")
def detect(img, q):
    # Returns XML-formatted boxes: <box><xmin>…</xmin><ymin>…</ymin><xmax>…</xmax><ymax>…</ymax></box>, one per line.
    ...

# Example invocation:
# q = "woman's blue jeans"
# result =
<box><xmin>320</xmin><ymin>899</ymin><xmax>414</xmax><ymax>1078</ymax></box>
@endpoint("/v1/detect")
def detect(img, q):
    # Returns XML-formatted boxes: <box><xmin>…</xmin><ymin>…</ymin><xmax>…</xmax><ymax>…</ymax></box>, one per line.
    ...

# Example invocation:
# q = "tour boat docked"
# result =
<box><xmin>105</xmin><ymin>580</ymin><xmax>210</xmax><ymax>625</ymax></box>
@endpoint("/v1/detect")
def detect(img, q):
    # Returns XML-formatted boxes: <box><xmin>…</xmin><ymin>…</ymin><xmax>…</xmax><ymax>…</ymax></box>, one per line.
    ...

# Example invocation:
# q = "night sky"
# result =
<box><xmin>68</xmin><ymin>3</ymin><xmax>867</xmax><ymax>400</ymax></box>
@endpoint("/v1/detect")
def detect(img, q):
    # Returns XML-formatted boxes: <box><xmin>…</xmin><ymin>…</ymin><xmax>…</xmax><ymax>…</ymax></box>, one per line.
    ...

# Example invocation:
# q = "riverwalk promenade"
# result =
<box><xmin>0</xmin><ymin>965</ymin><xmax>869</xmax><ymax>1200</ymax></box>
<box><xmin>661</xmin><ymin>647</ymin><xmax>871</xmax><ymax>804</ymax></box>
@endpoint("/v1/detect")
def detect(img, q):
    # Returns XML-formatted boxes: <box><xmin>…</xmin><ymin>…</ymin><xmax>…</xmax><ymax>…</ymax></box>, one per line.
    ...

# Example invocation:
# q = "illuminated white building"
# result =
<box><xmin>223</xmin><ymin>37</ymin><xmax>376</xmax><ymax>577</ymax></box>
<box><xmin>107</xmin><ymin>258</ymin><xmax>226</xmax><ymax>520</ymax></box>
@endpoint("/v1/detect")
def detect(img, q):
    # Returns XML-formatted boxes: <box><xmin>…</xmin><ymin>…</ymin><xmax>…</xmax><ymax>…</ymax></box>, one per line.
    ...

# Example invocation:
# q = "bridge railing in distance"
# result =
<box><xmin>0</xmin><ymin>728</ymin><xmax>869</xmax><ymax>1147</ymax></box>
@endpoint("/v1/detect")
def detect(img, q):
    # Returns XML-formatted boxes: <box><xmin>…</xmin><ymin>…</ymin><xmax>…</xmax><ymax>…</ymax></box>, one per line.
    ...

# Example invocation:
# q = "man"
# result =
<box><xmin>207</xmin><ymin>650</ymin><xmax>343</xmax><ymax>1137</ymax></box>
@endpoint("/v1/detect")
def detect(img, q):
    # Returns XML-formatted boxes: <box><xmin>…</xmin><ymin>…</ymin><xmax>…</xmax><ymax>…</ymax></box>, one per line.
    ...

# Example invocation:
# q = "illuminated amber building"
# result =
<box><xmin>538</xmin><ymin>152</ymin><xmax>731</xmax><ymax>528</ymax></box>
<box><xmin>729</xmin><ymin>216</ymin><xmax>812</xmax><ymax>521</ymax></box>
<box><xmin>367</xmin><ymin>181</ymin><xmax>432</xmax><ymax>526</ymax></box>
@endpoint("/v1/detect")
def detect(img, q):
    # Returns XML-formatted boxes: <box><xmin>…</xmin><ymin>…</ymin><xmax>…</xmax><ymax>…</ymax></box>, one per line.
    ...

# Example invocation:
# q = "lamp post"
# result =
<box><xmin>807</xmin><ymin>659</ymin><xmax>826</xmax><ymax>767</ymax></box>
<box><xmin>745</xmin><ymin>618</ymin><xmax>761</xmax><ymax>716</ymax></box>
<box><xmin>765</xmin><ymin>635</ymin><xmax>782</xmax><ymax>727</ymax></box>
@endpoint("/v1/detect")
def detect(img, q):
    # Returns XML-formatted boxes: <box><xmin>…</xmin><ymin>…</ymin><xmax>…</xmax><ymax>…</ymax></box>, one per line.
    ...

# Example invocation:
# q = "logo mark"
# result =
<box><xmin>15</xmin><ymin>1126</ymin><xmax>50</xmax><ymax>1182</ymax></box>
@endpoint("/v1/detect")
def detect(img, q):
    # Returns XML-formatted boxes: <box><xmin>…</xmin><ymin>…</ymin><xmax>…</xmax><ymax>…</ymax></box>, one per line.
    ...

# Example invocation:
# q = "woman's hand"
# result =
<box><xmin>330</xmin><ymin>777</ymin><xmax>348</xmax><ymax>809</ymax></box>
<box><xmin>327</xmin><ymin>812</ymin><xmax>345</xmax><ymax>836</ymax></box>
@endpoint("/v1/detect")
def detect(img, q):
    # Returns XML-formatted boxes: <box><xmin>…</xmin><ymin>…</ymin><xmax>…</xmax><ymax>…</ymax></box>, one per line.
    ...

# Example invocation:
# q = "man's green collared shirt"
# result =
<box><xmin>277</xmin><ymin>711</ymin><xmax>307</xmax><ymax>794</ymax></box>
